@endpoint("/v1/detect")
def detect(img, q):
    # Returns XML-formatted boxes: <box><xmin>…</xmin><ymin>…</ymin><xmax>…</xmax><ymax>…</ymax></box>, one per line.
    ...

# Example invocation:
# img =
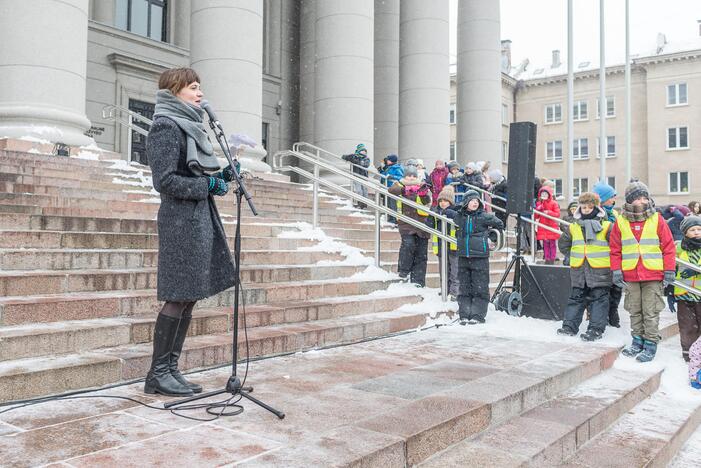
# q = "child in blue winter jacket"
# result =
<box><xmin>446</xmin><ymin>161</ymin><xmax>467</xmax><ymax>205</ymax></box>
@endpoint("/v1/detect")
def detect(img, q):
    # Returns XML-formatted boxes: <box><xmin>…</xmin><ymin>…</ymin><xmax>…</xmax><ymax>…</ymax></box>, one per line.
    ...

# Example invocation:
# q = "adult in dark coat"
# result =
<box><xmin>144</xmin><ymin>67</ymin><xmax>237</xmax><ymax>397</ymax></box>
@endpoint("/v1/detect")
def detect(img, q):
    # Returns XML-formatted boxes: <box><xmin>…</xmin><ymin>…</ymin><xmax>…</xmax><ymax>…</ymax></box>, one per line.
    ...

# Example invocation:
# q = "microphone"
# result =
<box><xmin>200</xmin><ymin>100</ymin><xmax>221</xmax><ymax>127</ymax></box>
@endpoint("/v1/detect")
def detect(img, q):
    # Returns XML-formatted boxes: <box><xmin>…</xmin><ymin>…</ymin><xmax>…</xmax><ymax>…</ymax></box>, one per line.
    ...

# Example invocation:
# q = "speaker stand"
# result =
<box><xmin>491</xmin><ymin>217</ymin><xmax>559</xmax><ymax>320</ymax></box>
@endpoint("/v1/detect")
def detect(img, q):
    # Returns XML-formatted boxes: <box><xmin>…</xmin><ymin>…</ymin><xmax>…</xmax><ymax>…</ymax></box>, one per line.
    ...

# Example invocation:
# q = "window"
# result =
<box><xmin>261</xmin><ymin>122</ymin><xmax>269</xmax><ymax>151</ymax></box>
<box><xmin>573</xmin><ymin>177</ymin><xmax>588</xmax><ymax>197</ymax></box>
<box><xmin>607</xmin><ymin>176</ymin><xmax>616</xmax><ymax>190</ymax></box>
<box><xmin>667</xmin><ymin>83</ymin><xmax>688</xmax><ymax>106</ymax></box>
<box><xmin>502</xmin><ymin>103</ymin><xmax>509</xmax><ymax>126</ymax></box>
<box><xmin>669</xmin><ymin>172</ymin><xmax>689</xmax><ymax>194</ymax></box>
<box><xmin>450</xmin><ymin>142</ymin><xmax>456</xmax><ymax>160</ymax></box>
<box><xmin>128</xmin><ymin>98</ymin><xmax>155</xmax><ymax>165</ymax></box>
<box><xmin>667</xmin><ymin>127</ymin><xmax>689</xmax><ymax>150</ymax></box>
<box><xmin>596</xmin><ymin>96</ymin><xmax>615</xmax><ymax>118</ymax></box>
<box><xmin>573</xmin><ymin>100</ymin><xmax>588</xmax><ymax>121</ymax></box>
<box><xmin>552</xmin><ymin>178</ymin><xmax>563</xmax><ymax>198</ymax></box>
<box><xmin>115</xmin><ymin>0</ymin><xmax>167</xmax><ymax>42</ymax></box>
<box><xmin>573</xmin><ymin>138</ymin><xmax>589</xmax><ymax>160</ymax></box>
<box><xmin>545</xmin><ymin>103</ymin><xmax>562</xmax><ymax>124</ymax></box>
<box><xmin>502</xmin><ymin>141</ymin><xmax>508</xmax><ymax>163</ymax></box>
<box><xmin>596</xmin><ymin>136</ymin><xmax>616</xmax><ymax>158</ymax></box>
<box><xmin>449</xmin><ymin>103</ymin><xmax>456</xmax><ymax>124</ymax></box>
<box><xmin>546</xmin><ymin>140</ymin><xmax>563</xmax><ymax>162</ymax></box>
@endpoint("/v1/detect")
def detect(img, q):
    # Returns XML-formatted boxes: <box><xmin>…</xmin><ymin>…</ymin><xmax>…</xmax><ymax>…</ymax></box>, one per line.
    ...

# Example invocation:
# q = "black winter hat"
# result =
<box><xmin>461</xmin><ymin>190</ymin><xmax>482</xmax><ymax>210</ymax></box>
<box><xmin>681</xmin><ymin>215</ymin><xmax>701</xmax><ymax>235</ymax></box>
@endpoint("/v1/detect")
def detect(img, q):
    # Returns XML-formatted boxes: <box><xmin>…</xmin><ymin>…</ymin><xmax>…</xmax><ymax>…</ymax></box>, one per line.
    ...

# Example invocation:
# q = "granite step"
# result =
<box><xmin>419</xmin><ymin>367</ymin><xmax>663</xmax><ymax>467</ymax></box>
<box><xmin>0</xmin><ymin>248</ymin><xmax>345</xmax><ymax>271</ymax></box>
<box><xmin>0</xmin><ymin>262</ymin><xmax>400</xmax><ymax>295</ymax></box>
<box><xmin>0</xmin><ymin>277</ymin><xmax>401</xmax><ymax>326</ymax></box>
<box><xmin>669</xmin><ymin>416</ymin><xmax>701</xmax><ymax>467</ymax></box>
<box><xmin>0</xmin><ymin>293</ymin><xmax>422</xmax><ymax>362</ymax></box>
<box><xmin>0</xmin><ymin>192</ymin><xmax>352</xmax><ymax>219</ymax></box>
<box><xmin>0</xmin><ymin>307</ymin><xmax>447</xmax><ymax>403</ymax></box>
<box><xmin>556</xmin><ymin>387</ymin><xmax>701</xmax><ymax>467</ymax></box>
<box><xmin>280</xmin><ymin>345</ymin><xmax>620</xmax><ymax>467</ymax></box>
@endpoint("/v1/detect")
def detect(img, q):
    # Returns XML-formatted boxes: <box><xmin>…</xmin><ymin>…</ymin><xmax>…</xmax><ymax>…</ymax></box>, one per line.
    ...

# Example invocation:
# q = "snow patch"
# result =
<box><xmin>72</xmin><ymin>150</ymin><xmax>101</xmax><ymax>161</ymax></box>
<box><xmin>277</xmin><ymin>221</ymin><xmax>373</xmax><ymax>266</ymax></box>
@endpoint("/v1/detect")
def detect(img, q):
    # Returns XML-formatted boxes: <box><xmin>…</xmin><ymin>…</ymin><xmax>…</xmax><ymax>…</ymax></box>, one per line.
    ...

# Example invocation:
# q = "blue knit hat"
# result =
<box><xmin>355</xmin><ymin>143</ymin><xmax>367</xmax><ymax>155</ymax></box>
<box><xmin>593</xmin><ymin>181</ymin><xmax>616</xmax><ymax>203</ymax></box>
<box><xmin>385</xmin><ymin>154</ymin><xmax>398</xmax><ymax>164</ymax></box>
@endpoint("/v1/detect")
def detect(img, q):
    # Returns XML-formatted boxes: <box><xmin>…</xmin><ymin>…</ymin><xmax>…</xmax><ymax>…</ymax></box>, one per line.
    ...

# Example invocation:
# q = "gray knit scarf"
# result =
<box><xmin>574</xmin><ymin>207</ymin><xmax>604</xmax><ymax>241</ymax></box>
<box><xmin>153</xmin><ymin>90</ymin><xmax>220</xmax><ymax>175</ymax></box>
<box><xmin>622</xmin><ymin>202</ymin><xmax>656</xmax><ymax>222</ymax></box>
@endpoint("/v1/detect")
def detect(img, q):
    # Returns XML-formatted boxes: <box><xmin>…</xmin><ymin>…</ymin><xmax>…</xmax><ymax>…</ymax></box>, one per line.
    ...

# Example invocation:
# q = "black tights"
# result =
<box><xmin>159</xmin><ymin>301</ymin><xmax>196</xmax><ymax>319</ymax></box>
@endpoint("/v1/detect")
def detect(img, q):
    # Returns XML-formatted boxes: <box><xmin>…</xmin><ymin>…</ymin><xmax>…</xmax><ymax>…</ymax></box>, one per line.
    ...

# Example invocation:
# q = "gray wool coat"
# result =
<box><xmin>146</xmin><ymin>116</ymin><xmax>236</xmax><ymax>302</ymax></box>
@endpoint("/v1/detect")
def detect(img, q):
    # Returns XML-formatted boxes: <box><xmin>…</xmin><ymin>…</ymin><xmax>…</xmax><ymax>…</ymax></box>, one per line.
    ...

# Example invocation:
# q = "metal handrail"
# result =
<box><xmin>102</xmin><ymin>104</ymin><xmax>153</xmax><ymax>137</ymax></box>
<box><xmin>274</xmin><ymin>147</ymin><xmax>506</xmax><ymax>301</ymax></box>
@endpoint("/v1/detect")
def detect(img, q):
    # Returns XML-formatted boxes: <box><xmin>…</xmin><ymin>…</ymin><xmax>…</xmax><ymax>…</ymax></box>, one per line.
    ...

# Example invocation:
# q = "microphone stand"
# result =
<box><xmin>164</xmin><ymin>118</ymin><xmax>284</xmax><ymax>420</ymax></box>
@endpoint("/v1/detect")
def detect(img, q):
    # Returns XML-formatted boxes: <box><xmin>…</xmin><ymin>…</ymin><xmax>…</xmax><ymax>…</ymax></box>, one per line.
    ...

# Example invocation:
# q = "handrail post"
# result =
<box><xmin>312</xmin><ymin>149</ymin><xmax>319</xmax><ymax>229</ymax></box>
<box><xmin>441</xmin><ymin>219</ymin><xmax>448</xmax><ymax>302</ymax></box>
<box><xmin>531</xmin><ymin>217</ymin><xmax>536</xmax><ymax>263</ymax></box>
<box><xmin>374</xmin><ymin>190</ymin><xmax>381</xmax><ymax>268</ymax></box>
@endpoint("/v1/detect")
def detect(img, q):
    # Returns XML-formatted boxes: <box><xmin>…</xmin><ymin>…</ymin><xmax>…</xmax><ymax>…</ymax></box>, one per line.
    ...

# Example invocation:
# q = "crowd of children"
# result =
<box><xmin>349</xmin><ymin>145</ymin><xmax>701</xmax><ymax>387</ymax></box>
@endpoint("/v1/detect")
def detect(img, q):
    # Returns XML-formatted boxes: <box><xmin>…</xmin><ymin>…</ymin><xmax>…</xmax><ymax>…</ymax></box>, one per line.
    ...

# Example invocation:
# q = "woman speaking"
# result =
<box><xmin>144</xmin><ymin>67</ymin><xmax>237</xmax><ymax>396</ymax></box>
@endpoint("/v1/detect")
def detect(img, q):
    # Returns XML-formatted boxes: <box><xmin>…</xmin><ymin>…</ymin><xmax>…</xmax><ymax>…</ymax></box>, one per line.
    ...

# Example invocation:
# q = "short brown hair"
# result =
<box><xmin>158</xmin><ymin>68</ymin><xmax>200</xmax><ymax>95</ymax></box>
<box><xmin>578</xmin><ymin>191</ymin><xmax>600</xmax><ymax>206</ymax></box>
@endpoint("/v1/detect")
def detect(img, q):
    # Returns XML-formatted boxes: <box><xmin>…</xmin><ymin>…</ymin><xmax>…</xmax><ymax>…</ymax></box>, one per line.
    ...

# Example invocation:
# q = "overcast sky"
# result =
<box><xmin>449</xmin><ymin>0</ymin><xmax>701</xmax><ymax>68</ymax></box>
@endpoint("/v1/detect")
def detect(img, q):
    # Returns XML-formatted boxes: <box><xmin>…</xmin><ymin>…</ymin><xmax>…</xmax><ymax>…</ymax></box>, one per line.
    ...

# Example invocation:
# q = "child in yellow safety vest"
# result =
<box><xmin>674</xmin><ymin>216</ymin><xmax>701</xmax><ymax>363</ymax></box>
<box><xmin>425</xmin><ymin>186</ymin><xmax>460</xmax><ymax>299</ymax></box>
<box><xmin>556</xmin><ymin>192</ymin><xmax>612</xmax><ymax>341</ymax></box>
<box><xmin>609</xmin><ymin>181</ymin><xmax>677</xmax><ymax>363</ymax></box>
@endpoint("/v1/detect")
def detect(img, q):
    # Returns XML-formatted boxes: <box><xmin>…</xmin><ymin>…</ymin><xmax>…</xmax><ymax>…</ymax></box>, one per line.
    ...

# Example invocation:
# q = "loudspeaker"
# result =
<box><xmin>520</xmin><ymin>264</ymin><xmax>569</xmax><ymax>321</ymax></box>
<box><xmin>506</xmin><ymin>122</ymin><xmax>537</xmax><ymax>215</ymax></box>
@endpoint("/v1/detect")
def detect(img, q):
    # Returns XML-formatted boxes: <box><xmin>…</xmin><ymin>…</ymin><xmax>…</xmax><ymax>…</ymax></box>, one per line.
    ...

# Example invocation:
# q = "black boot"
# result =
<box><xmin>144</xmin><ymin>314</ymin><xmax>194</xmax><ymax>397</ymax></box>
<box><xmin>169</xmin><ymin>314</ymin><xmax>203</xmax><ymax>393</ymax></box>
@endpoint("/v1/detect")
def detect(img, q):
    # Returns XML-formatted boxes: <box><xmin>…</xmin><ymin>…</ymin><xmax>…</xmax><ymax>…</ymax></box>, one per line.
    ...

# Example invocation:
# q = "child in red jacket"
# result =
<box><xmin>609</xmin><ymin>181</ymin><xmax>677</xmax><ymax>362</ymax></box>
<box><xmin>535</xmin><ymin>185</ymin><xmax>561</xmax><ymax>264</ymax></box>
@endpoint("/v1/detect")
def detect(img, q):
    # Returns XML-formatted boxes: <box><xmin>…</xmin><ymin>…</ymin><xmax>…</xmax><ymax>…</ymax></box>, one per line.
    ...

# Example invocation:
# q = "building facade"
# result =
<box><xmin>0</xmin><ymin>0</ymin><xmax>504</xmax><ymax>174</ymax></box>
<box><xmin>451</xmin><ymin>38</ymin><xmax>701</xmax><ymax>205</ymax></box>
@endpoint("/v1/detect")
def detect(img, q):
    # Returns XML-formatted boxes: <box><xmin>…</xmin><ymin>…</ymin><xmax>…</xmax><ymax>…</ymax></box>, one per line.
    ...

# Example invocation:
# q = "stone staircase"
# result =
<box><xmin>0</xmin><ymin>146</ymin><xmax>514</xmax><ymax>403</ymax></box>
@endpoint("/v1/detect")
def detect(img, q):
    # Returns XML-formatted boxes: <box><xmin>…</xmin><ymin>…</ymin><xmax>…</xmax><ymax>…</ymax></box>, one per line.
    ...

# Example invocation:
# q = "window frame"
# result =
<box><xmin>502</xmin><ymin>141</ymin><xmax>508</xmax><ymax>164</ymax></box>
<box><xmin>572</xmin><ymin>177</ymin><xmax>589</xmax><ymax>198</ymax></box>
<box><xmin>545</xmin><ymin>140</ymin><xmax>563</xmax><ymax>162</ymax></box>
<box><xmin>573</xmin><ymin>100</ymin><xmax>588</xmax><ymax>121</ymax></box>
<box><xmin>669</xmin><ymin>171</ymin><xmax>690</xmax><ymax>195</ymax></box>
<box><xmin>666</xmin><ymin>126</ymin><xmax>690</xmax><ymax>150</ymax></box>
<box><xmin>666</xmin><ymin>82</ymin><xmax>688</xmax><ymax>107</ymax></box>
<box><xmin>572</xmin><ymin>137</ymin><xmax>589</xmax><ymax>160</ymax></box>
<box><xmin>502</xmin><ymin>103</ymin><xmax>509</xmax><ymax>126</ymax></box>
<box><xmin>116</xmin><ymin>0</ymin><xmax>168</xmax><ymax>42</ymax></box>
<box><xmin>595</xmin><ymin>136</ymin><xmax>616</xmax><ymax>158</ymax></box>
<box><xmin>449</xmin><ymin>103</ymin><xmax>456</xmax><ymax>124</ymax></box>
<box><xmin>544</xmin><ymin>103</ymin><xmax>563</xmax><ymax>124</ymax></box>
<box><xmin>552</xmin><ymin>178</ymin><xmax>563</xmax><ymax>199</ymax></box>
<box><xmin>596</xmin><ymin>96</ymin><xmax>616</xmax><ymax>119</ymax></box>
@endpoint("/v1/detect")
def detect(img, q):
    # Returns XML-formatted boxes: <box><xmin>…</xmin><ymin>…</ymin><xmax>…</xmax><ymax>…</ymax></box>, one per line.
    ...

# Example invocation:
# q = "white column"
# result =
<box><xmin>92</xmin><ymin>0</ymin><xmax>115</xmax><ymax>25</ymax></box>
<box><xmin>456</xmin><ymin>0</ymin><xmax>501</xmax><ymax>168</ymax></box>
<box><xmin>172</xmin><ymin>0</ymin><xmax>191</xmax><ymax>49</ymax></box>
<box><xmin>314</xmin><ymin>0</ymin><xmax>374</xmax><ymax>163</ymax></box>
<box><xmin>299</xmin><ymin>0</ymin><xmax>315</xmax><ymax>144</ymax></box>
<box><xmin>399</xmin><ymin>0</ymin><xmax>450</xmax><ymax>168</ymax></box>
<box><xmin>0</xmin><ymin>0</ymin><xmax>93</xmax><ymax>147</ymax></box>
<box><xmin>374</xmin><ymin>0</ymin><xmax>399</xmax><ymax>165</ymax></box>
<box><xmin>190</xmin><ymin>0</ymin><xmax>269</xmax><ymax>173</ymax></box>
